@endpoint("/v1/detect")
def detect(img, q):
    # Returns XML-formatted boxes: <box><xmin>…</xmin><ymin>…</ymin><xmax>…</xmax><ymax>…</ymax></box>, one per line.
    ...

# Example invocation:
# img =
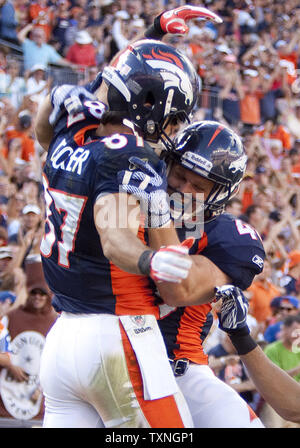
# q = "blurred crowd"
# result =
<box><xmin>0</xmin><ymin>0</ymin><xmax>300</xmax><ymax>428</ymax></box>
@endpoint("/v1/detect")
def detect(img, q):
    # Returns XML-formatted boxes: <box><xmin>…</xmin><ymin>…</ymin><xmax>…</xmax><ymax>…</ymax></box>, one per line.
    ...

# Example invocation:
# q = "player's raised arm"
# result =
<box><xmin>93</xmin><ymin>190</ymin><xmax>188</xmax><ymax>275</ymax></box>
<box><xmin>34</xmin><ymin>94</ymin><xmax>54</xmax><ymax>151</ymax></box>
<box><xmin>144</xmin><ymin>5</ymin><xmax>222</xmax><ymax>39</ymax></box>
<box><xmin>35</xmin><ymin>85</ymin><xmax>76</xmax><ymax>150</ymax></box>
<box><xmin>34</xmin><ymin>85</ymin><xmax>99</xmax><ymax>151</ymax></box>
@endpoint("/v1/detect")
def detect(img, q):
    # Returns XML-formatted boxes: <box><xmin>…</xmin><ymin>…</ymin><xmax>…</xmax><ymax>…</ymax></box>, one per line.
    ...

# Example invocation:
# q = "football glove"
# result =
<box><xmin>145</xmin><ymin>5</ymin><xmax>222</xmax><ymax>38</ymax></box>
<box><xmin>215</xmin><ymin>285</ymin><xmax>249</xmax><ymax>333</ymax></box>
<box><xmin>117</xmin><ymin>156</ymin><xmax>170</xmax><ymax>228</ymax></box>
<box><xmin>215</xmin><ymin>285</ymin><xmax>258</xmax><ymax>355</ymax></box>
<box><xmin>138</xmin><ymin>246</ymin><xmax>192</xmax><ymax>283</ymax></box>
<box><xmin>49</xmin><ymin>85</ymin><xmax>98</xmax><ymax>126</ymax></box>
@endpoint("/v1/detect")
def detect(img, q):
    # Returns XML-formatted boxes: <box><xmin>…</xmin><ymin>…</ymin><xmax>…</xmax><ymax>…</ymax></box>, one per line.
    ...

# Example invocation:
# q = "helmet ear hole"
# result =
<box><xmin>144</xmin><ymin>91</ymin><xmax>155</xmax><ymax>109</ymax></box>
<box><xmin>107</xmin><ymin>84</ymin><xmax>128</xmax><ymax>112</ymax></box>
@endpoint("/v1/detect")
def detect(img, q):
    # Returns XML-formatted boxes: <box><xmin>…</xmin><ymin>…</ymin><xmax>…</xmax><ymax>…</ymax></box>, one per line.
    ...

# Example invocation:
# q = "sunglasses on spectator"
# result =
<box><xmin>30</xmin><ymin>289</ymin><xmax>47</xmax><ymax>296</ymax></box>
<box><xmin>279</xmin><ymin>306</ymin><xmax>295</xmax><ymax>312</ymax></box>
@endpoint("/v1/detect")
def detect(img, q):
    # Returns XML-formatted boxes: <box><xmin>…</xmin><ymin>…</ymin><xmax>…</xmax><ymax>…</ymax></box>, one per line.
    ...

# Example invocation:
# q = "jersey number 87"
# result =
<box><xmin>40</xmin><ymin>175</ymin><xmax>87</xmax><ymax>268</ymax></box>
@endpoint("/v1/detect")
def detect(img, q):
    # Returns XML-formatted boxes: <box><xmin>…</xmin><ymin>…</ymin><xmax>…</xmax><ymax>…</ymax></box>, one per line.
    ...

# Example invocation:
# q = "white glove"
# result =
<box><xmin>49</xmin><ymin>85</ymin><xmax>96</xmax><ymax>126</ymax></box>
<box><xmin>139</xmin><ymin>246</ymin><xmax>192</xmax><ymax>283</ymax></box>
<box><xmin>118</xmin><ymin>156</ymin><xmax>170</xmax><ymax>228</ymax></box>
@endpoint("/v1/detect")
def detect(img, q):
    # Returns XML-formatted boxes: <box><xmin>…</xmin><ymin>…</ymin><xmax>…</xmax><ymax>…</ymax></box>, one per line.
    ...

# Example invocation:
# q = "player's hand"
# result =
<box><xmin>215</xmin><ymin>285</ymin><xmax>249</xmax><ymax>333</ymax></box>
<box><xmin>117</xmin><ymin>156</ymin><xmax>170</xmax><ymax>228</ymax></box>
<box><xmin>49</xmin><ymin>84</ymin><xmax>74</xmax><ymax>125</ymax></box>
<box><xmin>156</xmin><ymin>5</ymin><xmax>223</xmax><ymax>35</ymax></box>
<box><xmin>150</xmin><ymin>246</ymin><xmax>192</xmax><ymax>283</ymax></box>
<box><xmin>8</xmin><ymin>364</ymin><xmax>29</xmax><ymax>382</ymax></box>
<box><xmin>49</xmin><ymin>85</ymin><xmax>97</xmax><ymax>126</ymax></box>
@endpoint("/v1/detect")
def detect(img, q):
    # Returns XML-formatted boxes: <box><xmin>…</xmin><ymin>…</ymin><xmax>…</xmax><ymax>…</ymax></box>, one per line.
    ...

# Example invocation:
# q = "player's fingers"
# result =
<box><xmin>129</xmin><ymin>156</ymin><xmax>155</xmax><ymax>175</ymax></box>
<box><xmin>176</xmin><ymin>6</ymin><xmax>223</xmax><ymax>24</ymax></box>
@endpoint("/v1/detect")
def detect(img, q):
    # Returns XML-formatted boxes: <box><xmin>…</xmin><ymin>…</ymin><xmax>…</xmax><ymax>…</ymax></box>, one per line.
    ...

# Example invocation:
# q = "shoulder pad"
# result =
<box><xmin>201</xmin><ymin>214</ymin><xmax>266</xmax><ymax>289</ymax></box>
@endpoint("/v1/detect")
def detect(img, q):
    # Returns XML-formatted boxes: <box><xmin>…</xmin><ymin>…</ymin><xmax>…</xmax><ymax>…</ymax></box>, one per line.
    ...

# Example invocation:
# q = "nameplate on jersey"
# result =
<box><xmin>120</xmin><ymin>315</ymin><xmax>178</xmax><ymax>400</ymax></box>
<box><xmin>50</xmin><ymin>138</ymin><xmax>90</xmax><ymax>175</ymax></box>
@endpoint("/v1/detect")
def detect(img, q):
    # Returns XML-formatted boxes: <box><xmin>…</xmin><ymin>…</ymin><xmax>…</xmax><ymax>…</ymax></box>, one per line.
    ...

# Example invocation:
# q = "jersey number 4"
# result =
<box><xmin>40</xmin><ymin>175</ymin><xmax>87</xmax><ymax>268</ymax></box>
<box><xmin>235</xmin><ymin>219</ymin><xmax>260</xmax><ymax>240</ymax></box>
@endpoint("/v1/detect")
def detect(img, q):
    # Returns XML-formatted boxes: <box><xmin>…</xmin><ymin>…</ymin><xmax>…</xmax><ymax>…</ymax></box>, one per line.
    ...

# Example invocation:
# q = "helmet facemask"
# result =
<box><xmin>164</xmin><ymin>120</ymin><xmax>246</xmax><ymax>224</ymax></box>
<box><xmin>167</xmin><ymin>164</ymin><xmax>233</xmax><ymax>226</ymax></box>
<box><xmin>158</xmin><ymin>111</ymin><xmax>192</xmax><ymax>152</ymax></box>
<box><xmin>202</xmin><ymin>181</ymin><xmax>233</xmax><ymax>221</ymax></box>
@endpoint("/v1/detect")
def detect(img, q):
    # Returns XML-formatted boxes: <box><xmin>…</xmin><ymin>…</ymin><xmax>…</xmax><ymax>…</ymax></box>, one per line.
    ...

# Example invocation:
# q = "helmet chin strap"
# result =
<box><xmin>145</xmin><ymin>124</ymin><xmax>177</xmax><ymax>156</ymax></box>
<box><xmin>122</xmin><ymin>116</ymin><xmax>173</xmax><ymax>156</ymax></box>
<box><xmin>147</xmin><ymin>140</ymin><xmax>165</xmax><ymax>157</ymax></box>
<box><xmin>122</xmin><ymin>118</ymin><xmax>144</xmax><ymax>147</ymax></box>
<box><xmin>159</xmin><ymin>128</ymin><xmax>176</xmax><ymax>152</ymax></box>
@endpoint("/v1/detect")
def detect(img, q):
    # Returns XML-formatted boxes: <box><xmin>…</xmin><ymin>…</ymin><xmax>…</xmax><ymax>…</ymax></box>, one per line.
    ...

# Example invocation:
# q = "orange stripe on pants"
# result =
<box><xmin>119</xmin><ymin>322</ymin><xmax>185</xmax><ymax>428</ymax></box>
<box><xmin>248</xmin><ymin>404</ymin><xmax>259</xmax><ymax>421</ymax></box>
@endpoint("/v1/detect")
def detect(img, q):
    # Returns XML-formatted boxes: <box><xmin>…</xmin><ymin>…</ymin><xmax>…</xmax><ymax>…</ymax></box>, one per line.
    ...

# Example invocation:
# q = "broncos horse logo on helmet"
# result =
<box><xmin>101</xmin><ymin>39</ymin><xmax>200</xmax><ymax>150</ymax></box>
<box><xmin>165</xmin><ymin>120</ymin><xmax>247</xmax><ymax>222</ymax></box>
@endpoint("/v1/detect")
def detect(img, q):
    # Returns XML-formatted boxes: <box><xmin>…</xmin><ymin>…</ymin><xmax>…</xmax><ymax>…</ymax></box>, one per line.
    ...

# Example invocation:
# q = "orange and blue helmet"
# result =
<box><xmin>102</xmin><ymin>39</ymin><xmax>200</xmax><ymax>148</ymax></box>
<box><xmin>168</xmin><ymin>120</ymin><xmax>247</xmax><ymax>221</ymax></box>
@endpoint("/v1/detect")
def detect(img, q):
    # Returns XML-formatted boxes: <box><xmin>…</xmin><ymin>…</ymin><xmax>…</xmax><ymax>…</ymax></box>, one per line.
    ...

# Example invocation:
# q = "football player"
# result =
<box><xmin>36</xmin><ymin>38</ymin><xmax>201</xmax><ymax>428</ymax></box>
<box><xmin>35</xmin><ymin>6</ymin><xmax>225</xmax><ymax>429</ymax></box>
<box><xmin>119</xmin><ymin>121</ymin><xmax>266</xmax><ymax>427</ymax></box>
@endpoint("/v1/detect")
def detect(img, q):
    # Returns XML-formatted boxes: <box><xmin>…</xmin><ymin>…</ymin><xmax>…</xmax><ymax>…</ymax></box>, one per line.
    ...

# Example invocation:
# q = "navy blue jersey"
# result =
<box><xmin>158</xmin><ymin>212</ymin><xmax>266</xmax><ymax>364</ymax></box>
<box><xmin>189</xmin><ymin>213</ymin><xmax>265</xmax><ymax>290</ymax></box>
<box><xmin>41</xmin><ymin>103</ymin><xmax>160</xmax><ymax>315</ymax></box>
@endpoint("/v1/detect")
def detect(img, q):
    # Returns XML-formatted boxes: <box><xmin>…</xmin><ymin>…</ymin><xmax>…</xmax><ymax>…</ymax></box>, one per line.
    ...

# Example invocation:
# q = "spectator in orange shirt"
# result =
<box><xmin>279</xmin><ymin>251</ymin><xmax>300</xmax><ymax>296</ymax></box>
<box><xmin>239</xmin><ymin>69</ymin><xmax>263</xmax><ymax>127</ymax></box>
<box><xmin>255</xmin><ymin>117</ymin><xmax>292</xmax><ymax>152</ymax></box>
<box><xmin>246</xmin><ymin>260</ymin><xmax>282</xmax><ymax>330</ymax></box>
<box><xmin>275</xmin><ymin>32</ymin><xmax>300</xmax><ymax>86</ymax></box>
<box><xmin>5</xmin><ymin>111</ymin><xmax>35</xmax><ymax>163</ymax></box>
<box><xmin>288</xmin><ymin>148</ymin><xmax>300</xmax><ymax>182</ymax></box>
<box><xmin>28</xmin><ymin>0</ymin><xmax>55</xmax><ymax>42</ymax></box>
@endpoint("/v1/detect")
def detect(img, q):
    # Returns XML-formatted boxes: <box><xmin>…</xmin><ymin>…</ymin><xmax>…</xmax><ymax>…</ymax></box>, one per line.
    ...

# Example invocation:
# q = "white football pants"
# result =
<box><xmin>176</xmin><ymin>363</ymin><xmax>264</xmax><ymax>428</ymax></box>
<box><xmin>39</xmin><ymin>312</ymin><xmax>193</xmax><ymax>428</ymax></box>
